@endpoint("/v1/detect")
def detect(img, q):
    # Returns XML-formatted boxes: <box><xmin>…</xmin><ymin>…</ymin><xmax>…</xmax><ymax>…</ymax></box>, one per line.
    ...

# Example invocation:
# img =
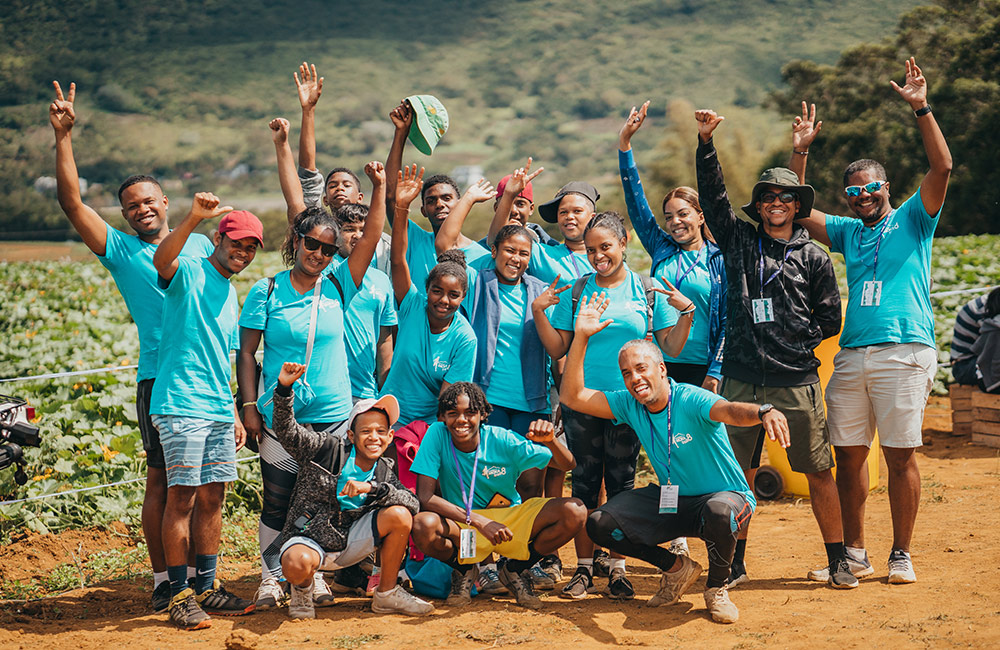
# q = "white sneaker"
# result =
<box><xmin>288</xmin><ymin>582</ymin><xmax>315</xmax><ymax>619</ymax></box>
<box><xmin>704</xmin><ymin>584</ymin><xmax>739</xmax><ymax>624</ymax></box>
<box><xmin>667</xmin><ymin>538</ymin><xmax>690</xmax><ymax>557</ymax></box>
<box><xmin>313</xmin><ymin>571</ymin><xmax>336</xmax><ymax>607</ymax></box>
<box><xmin>807</xmin><ymin>548</ymin><xmax>875</xmax><ymax>582</ymax></box>
<box><xmin>254</xmin><ymin>575</ymin><xmax>286</xmax><ymax>610</ymax></box>
<box><xmin>888</xmin><ymin>549</ymin><xmax>916</xmax><ymax>584</ymax></box>
<box><xmin>371</xmin><ymin>585</ymin><xmax>435</xmax><ymax>616</ymax></box>
<box><xmin>646</xmin><ymin>555</ymin><xmax>703</xmax><ymax>607</ymax></box>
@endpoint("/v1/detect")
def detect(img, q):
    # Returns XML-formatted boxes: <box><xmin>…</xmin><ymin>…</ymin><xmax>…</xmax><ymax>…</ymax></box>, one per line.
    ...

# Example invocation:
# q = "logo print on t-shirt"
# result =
<box><xmin>482</xmin><ymin>466</ymin><xmax>507</xmax><ymax>478</ymax></box>
<box><xmin>672</xmin><ymin>432</ymin><xmax>693</xmax><ymax>446</ymax></box>
<box><xmin>433</xmin><ymin>356</ymin><xmax>451</xmax><ymax>372</ymax></box>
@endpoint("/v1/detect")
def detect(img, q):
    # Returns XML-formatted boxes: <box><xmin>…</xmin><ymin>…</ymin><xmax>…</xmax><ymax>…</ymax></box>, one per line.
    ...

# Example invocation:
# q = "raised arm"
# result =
<box><xmin>561</xmin><ymin>294</ymin><xmax>615</xmax><ymax>419</ymax></box>
<box><xmin>270</xmin><ymin>118</ymin><xmax>307</xmax><ymax>221</ymax></box>
<box><xmin>709</xmin><ymin>399</ymin><xmax>790</xmax><ymax>449</ymax></box>
<box><xmin>531</xmin><ymin>276</ymin><xmax>573</xmax><ymax>359</ymax></box>
<box><xmin>271</xmin><ymin>363</ymin><xmax>326</xmax><ymax>463</ymax></box>
<box><xmin>49</xmin><ymin>81</ymin><xmax>108</xmax><ymax>255</ymax></box>
<box><xmin>436</xmin><ymin>178</ymin><xmax>494</xmax><ymax>255</ymax></box>
<box><xmin>390</xmin><ymin>164</ymin><xmax>424</xmax><ymax>304</ymax></box>
<box><xmin>525</xmin><ymin>419</ymin><xmax>576</xmax><ymax>471</ymax></box>
<box><xmin>152</xmin><ymin>192</ymin><xmax>231</xmax><ymax>281</ymax></box>
<box><xmin>385</xmin><ymin>100</ymin><xmax>414</xmax><ymax>225</ymax></box>
<box><xmin>487</xmin><ymin>158</ymin><xmax>543</xmax><ymax>246</ymax></box>
<box><xmin>376</xmin><ymin>325</ymin><xmax>394</xmax><ymax>389</ymax></box>
<box><xmin>694</xmin><ymin>110</ymin><xmax>739</xmax><ymax>248</ymax></box>
<box><xmin>890</xmin><ymin>57</ymin><xmax>952</xmax><ymax>216</ymax></box>
<box><xmin>787</xmin><ymin>101</ymin><xmax>831</xmax><ymax>246</ymax></box>
<box><xmin>346</xmin><ymin>161</ymin><xmax>387</xmax><ymax>288</ymax></box>
<box><xmin>652</xmin><ymin>279</ymin><xmax>695</xmax><ymax>358</ymax></box>
<box><xmin>294</xmin><ymin>62</ymin><xmax>324</xmax><ymax>172</ymax></box>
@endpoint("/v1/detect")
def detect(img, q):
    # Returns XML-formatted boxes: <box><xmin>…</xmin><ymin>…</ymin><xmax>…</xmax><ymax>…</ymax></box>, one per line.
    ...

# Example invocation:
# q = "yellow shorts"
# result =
<box><xmin>457</xmin><ymin>497</ymin><xmax>550</xmax><ymax>564</ymax></box>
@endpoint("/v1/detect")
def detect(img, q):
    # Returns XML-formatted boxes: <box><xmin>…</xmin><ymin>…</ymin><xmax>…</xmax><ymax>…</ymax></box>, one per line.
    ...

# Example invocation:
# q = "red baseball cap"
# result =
<box><xmin>218</xmin><ymin>210</ymin><xmax>263</xmax><ymax>246</ymax></box>
<box><xmin>495</xmin><ymin>174</ymin><xmax>533</xmax><ymax>203</ymax></box>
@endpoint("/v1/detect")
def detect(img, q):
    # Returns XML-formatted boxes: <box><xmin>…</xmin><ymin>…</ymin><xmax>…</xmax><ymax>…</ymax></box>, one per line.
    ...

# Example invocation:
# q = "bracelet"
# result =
<box><xmin>242</xmin><ymin>401</ymin><xmax>257</xmax><ymax>408</ymax></box>
<box><xmin>914</xmin><ymin>105</ymin><xmax>932</xmax><ymax>117</ymax></box>
<box><xmin>393</xmin><ymin>205</ymin><xmax>410</xmax><ymax>212</ymax></box>
<box><xmin>792</xmin><ymin>149</ymin><xmax>809</xmax><ymax>155</ymax></box>
<box><xmin>680</xmin><ymin>303</ymin><xmax>696</xmax><ymax>315</ymax></box>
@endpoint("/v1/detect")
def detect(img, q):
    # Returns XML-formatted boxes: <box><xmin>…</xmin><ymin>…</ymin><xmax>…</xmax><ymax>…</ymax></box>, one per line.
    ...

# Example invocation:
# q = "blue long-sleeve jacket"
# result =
<box><xmin>619</xmin><ymin>148</ymin><xmax>727</xmax><ymax>380</ymax></box>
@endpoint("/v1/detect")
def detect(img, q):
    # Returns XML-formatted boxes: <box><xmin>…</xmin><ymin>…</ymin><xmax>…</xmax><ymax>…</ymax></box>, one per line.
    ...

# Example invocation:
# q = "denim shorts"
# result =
<box><xmin>279</xmin><ymin>509</ymin><xmax>381</xmax><ymax>572</ymax></box>
<box><xmin>151</xmin><ymin>415</ymin><xmax>238</xmax><ymax>488</ymax></box>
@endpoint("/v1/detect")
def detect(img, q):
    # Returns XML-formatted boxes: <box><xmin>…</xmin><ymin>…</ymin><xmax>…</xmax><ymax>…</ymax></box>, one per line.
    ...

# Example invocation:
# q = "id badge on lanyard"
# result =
<box><xmin>459</xmin><ymin>528</ymin><xmax>477</xmax><ymax>560</ymax></box>
<box><xmin>652</xmin><ymin>392</ymin><xmax>679</xmax><ymax>514</ymax></box>
<box><xmin>755</xmin><ymin>239</ymin><xmax>789</xmax><ymax>325</ymax></box>
<box><xmin>859</xmin><ymin>215</ymin><xmax>891</xmax><ymax>308</ymax></box>
<box><xmin>449</xmin><ymin>441</ymin><xmax>480</xmax><ymax>559</ymax></box>
<box><xmin>752</xmin><ymin>298</ymin><xmax>774</xmax><ymax>324</ymax></box>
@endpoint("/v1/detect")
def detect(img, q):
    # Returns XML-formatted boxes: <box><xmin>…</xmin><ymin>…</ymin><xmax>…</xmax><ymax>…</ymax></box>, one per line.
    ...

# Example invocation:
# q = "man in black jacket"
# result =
<box><xmin>694</xmin><ymin>109</ymin><xmax>856</xmax><ymax>590</ymax></box>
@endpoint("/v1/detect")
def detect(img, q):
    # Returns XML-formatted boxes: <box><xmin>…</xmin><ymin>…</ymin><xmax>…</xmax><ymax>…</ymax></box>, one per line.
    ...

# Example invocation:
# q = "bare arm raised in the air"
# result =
<box><xmin>786</xmin><ymin>101</ymin><xmax>831</xmax><ymax>245</ymax></box>
<box><xmin>295</xmin><ymin>62</ymin><xmax>324</xmax><ymax>173</ymax></box>
<box><xmin>487</xmin><ymin>158</ymin><xmax>543</xmax><ymax>246</ymax></box>
<box><xmin>153</xmin><ymin>192</ymin><xmax>232</xmax><ymax>282</ymax></box>
<box><xmin>345</xmin><ymin>161</ymin><xmax>387</xmax><ymax>288</ymax></box>
<box><xmin>560</xmin><ymin>294</ymin><xmax>615</xmax><ymax>419</ymax></box>
<box><xmin>385</xmin><ymin>100</ymin><xmax>414</xmax><ymax>226</ymax></box>
<box><xmin>390</xmin><ymin>164</ymin><xmax>424</xmax><ymax>304</ymax></box>
<box><xmin>270</xmin><ymin>118</ymin><xmax>307</xmax><ymax>222</ymax></box>
<box><xmin>435</xmin><ymin>178</ymin><xmax>495</xmax><ymax>256</ymax></box>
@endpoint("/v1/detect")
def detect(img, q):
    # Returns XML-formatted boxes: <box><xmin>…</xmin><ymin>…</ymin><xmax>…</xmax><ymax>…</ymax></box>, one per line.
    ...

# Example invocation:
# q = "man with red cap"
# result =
<box><xmin>151</xmin><ymin>197</ymin><xmax>263</xmax><ymax>629</ymax></box>
<box><xmin>477</xmin><ymin>173</ymin><xmax>556</xmax><ymax>248</ymax></box>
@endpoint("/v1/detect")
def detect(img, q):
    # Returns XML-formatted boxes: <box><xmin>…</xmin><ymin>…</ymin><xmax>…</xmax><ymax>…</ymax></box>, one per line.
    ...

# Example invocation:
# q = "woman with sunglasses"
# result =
<box><xmin>237</xmin><ymin>153</ymin><xmax>387</xmax><ymax>610</ymax></box>
<box><xmin>618</xmin><ymin>101</ymin><xmax>727</xmax><ymax>392</ymax></box>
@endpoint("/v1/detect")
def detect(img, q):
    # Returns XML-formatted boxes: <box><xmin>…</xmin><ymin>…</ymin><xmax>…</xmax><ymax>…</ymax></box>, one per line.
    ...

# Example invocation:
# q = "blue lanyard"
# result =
<box><xmin>757</xmin><ymin>239</ymin><xmax>793</xmax><ymax>297</ymax></box>
<box><xmin>673</xmin><ymin>247</ymin><xmax>705</xmax><ymax>289</ymax></box>
<box><xmin>448</xmin><ymin>439</ymin><xmax>480</xmax><ymax>524</ymax></box>
<box><xmin>647</xmin><ymin>390</ymin><xmax>673</xmax><ymax>485</ymax></box>
<box><xmin>566</xmin><ymin>245</ymin><xmax>582</xmax><ymax>277</ymax></box>
<box><xmin>857</xmin><ymin>212</ymin><xmax>894</xmax><ymax>281</ymax></box>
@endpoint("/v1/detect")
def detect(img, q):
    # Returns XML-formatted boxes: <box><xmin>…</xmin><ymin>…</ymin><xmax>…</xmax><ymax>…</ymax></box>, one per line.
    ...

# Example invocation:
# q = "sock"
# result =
<box><xmin>846</xmin><ymin>546</ymin><xmax>866</xmax><ymax>562</ymax></box>
<box><xmin>610</xmin><ymin>558</ymin><xmax>626</xmax><ymax>572</ymax></box>
<box><xmin>504</xmin><ymin>544</ymin><xmax>544</xmax><ymax>574</ymax></box>
<box><xmin>482</xmin><ymin>562</ymin><xmax>497</xmax><ymax>572</ymax></box>
<box><xmin>195</xmin><ymin>554</ymin><xmax>218</xmax><ymax>594</ymax></box>
<box><xmin>167</xmin><ymin>564</ymin><xmax>188</xmax><ymax>598</ymax></box>
<box><xmin>577</xmin><ymin>558</ymin><xmax>593</xmax><ymax>575</ymax></box>
<box><xmin>153</xmin><ymin>570</ymin><xmax>169</xmax><ymax>588</ymax></box>
<box><xmin>732</xmin><ymin>539</ymin><xmax>747</xmax><ymax>567</ymax></box>
<box><xmin>187</xmin><ymin>565</ymin><xmax>196</xmax><ymax>588</ymax></box>
<box><xmin>825</xmin><ymin>542</ymin><xmax>847</xmax><ymax>566</ymax></box>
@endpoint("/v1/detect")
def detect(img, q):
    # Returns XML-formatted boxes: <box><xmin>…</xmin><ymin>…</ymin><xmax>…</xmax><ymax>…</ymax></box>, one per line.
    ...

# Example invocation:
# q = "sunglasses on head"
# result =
<box><xmin>845</xmin><ymin>181</ymin><xmax>886</xmax><ymax>197</ymax></box>
<box><xmin>759</xmin><ymin>191</ymin><xmax>798</xmax><ymax>204</ymax></box>
<box><xmin>299</xmin><ymin>233</ymin><xmax>336</xmax><ymax>257</ymax></box>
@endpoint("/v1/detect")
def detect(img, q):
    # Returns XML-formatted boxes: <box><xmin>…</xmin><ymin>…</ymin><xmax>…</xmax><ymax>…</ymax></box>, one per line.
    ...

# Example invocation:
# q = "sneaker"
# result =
<box><xmin>726</xmin><ymin>563</ymin><xmax>749</xmax><ymax>589</ymax></box>
<box><xmin>560</xmin><ymin>567</ymin><xmax>597</xmax><ymax>600</ymax></box>
<box><xmin>152</xmin><ymin>581</ymin><xmax>171</xmax><ymax>613</ymax></box>
<box><xmin>330</xmin><ymin>564</ymin><xmax>368</xmax><ymax>595</ymax></box>
<box><xmin>607</xmin><ymin>567</ymin><xmax>635</xmax><ymax>601</ymax></box>
<box><xmin>478</xmin><ymin>566</ymin><xmax>509</xmax><ymax>595</ymax></box>
<box><xmin>498</xmin><ymin>564</ymin><xmax>542</xmax><ymax>609</ymax></box>
<box><xmin>371</xmin><ymin>585</ymin><xmax>435</xmax><ymax>616</ymax></box>
<box><xmin>647</xmin><ymin>555</ymin><xmax>703</xmax><ymax>607</ymax></box>
<box><xmin>168</xmin><ymin>587</ymin><xmax>211</xmax><ymax>630</ymax></box>
<box><xmin>196</xmin><ymin>579</ymin><xmax>255</xmax><ymax>616</ymax></box>
<box><xmin>538</xmin><ymin>554</ymin><xmax>563</xmax><ymax>583</ymax></box>
<box><xmin>667</xmin><ymin>538</ymin><xmax>690</xmax><ymax>557</ymax></box>
<box><xmin>808</xmin><ymin>548</ymin><xmax>874</xmax><ymax>581</ymax></box>
<box><xmin>592</xmin><ymin>549</ymin><xmax>611</xmax><ymax>578</ymax></box>
<box><xmin>888</xmin><ymin>549</ymin><xmax>916</xmax><ymax>584</ymax></box>
<box><xmin>254</xmin><ymin>575</ymin><xmax>286</xmax><ymax>610</ymax></box>
<box><xmin>288</xmin><ymin>582</ymin><xmax>315</xmax><ymax>620</ymax></box>
<box><xmin>704</xmin><ymin>584</ymin><xmax>739</xmax><ymax>624</ymax></box>
<box><xmin>528</xmin><ymin>564</ymin><xmax>556</xmax><ymax>591</ymax></box>
<box><xmin>313</xmin><ymin>571</ymin><xmax>336</xmax><ymax>607</ymax></box>
<box><xmin>446</xmin><ymin>566</ymin><xmax>479</xmax><ymax>607</ymax></box>
<box><xmin>826</xmin><ymin>557</ymin><xmax>859</xmax><ymax>589</ymax></box>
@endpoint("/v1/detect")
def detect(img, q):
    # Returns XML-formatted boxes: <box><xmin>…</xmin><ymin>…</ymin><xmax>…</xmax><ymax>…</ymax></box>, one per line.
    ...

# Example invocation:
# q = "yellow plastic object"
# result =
<box><xmin>762</xmin><ymin>322</ymin><xmax>880</xmax><ymax>497</ymax></box>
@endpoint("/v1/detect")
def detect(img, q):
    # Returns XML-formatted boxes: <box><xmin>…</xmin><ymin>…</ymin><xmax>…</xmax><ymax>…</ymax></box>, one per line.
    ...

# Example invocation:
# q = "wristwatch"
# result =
<box><xmin>758</xmin><ymin>403</ymin><xmax>775</xmax><ymax>421</ymax></box>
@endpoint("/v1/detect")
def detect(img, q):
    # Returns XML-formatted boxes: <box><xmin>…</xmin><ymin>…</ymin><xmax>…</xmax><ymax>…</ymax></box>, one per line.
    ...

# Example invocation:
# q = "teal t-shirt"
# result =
<box><xmin>405</xmin><ymin>219</ymin><xmax>438</xmax><ymax>291</ymax></box>
<box><xmin>379</xmin><ymin>285</ymin><xmax>478</xmax><ymax>427</ymax></box>
<box><xmin>485</xmin><ymin>281</ymin><xmax>549</xmax><ymax>412</ymax></box>
<box><xmin>331</xmin><ymin>257</ymin><xmax>398</xmax><ymax>400</ymax></box>
<box><xmin>551</xmin><ymin>270</ymin><xmax>677</xmax><ymax>392</ymax></box>
<box><xmin>606</xmin><ymin>380</ymin><xmax>755</xmax><ymax>509</ymax></box>
<box><xmin>239</xmin><ymin>263</ymin><xmax>358</xmax><ymax>427</ymax></box>
<box><xmin>97</xmin><ymin>224</ymin><xmax>214</xmax><ymax>381</ymax></box>
<box><xmin>150</xmin><ymin>257</ymin><xmax>240</xmax><ymax>421</ymax></box>
<box><xmin>652</xmin><ymin>248</ymin><xmax>712</xmax><ymax>366</ymax></box>
<box><xmin>410</xmin><ymin>422</ymin><xmax>552</xmax><ymax>509</ymax></box>
<box><xmin>528</xmin><ymin>243</ymin><xmax>592</xmax><ymax>287</ymax></box>
<box><xmin>336</xmin><ymin>448</ymin><xmax>377</xmax><ymax>510</ymax></box>
<box><xmin>826</xmin><ymin>189</ymin><xmax>939</xmax><ymax>348</ymax></box>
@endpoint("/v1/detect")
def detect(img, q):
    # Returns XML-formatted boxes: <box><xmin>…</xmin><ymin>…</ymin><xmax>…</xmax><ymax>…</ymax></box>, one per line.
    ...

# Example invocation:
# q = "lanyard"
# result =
<box><xmin>673</xmin><ymin>247</ymin><xmax>705</xmax><ymax>288</ymax></box>
<box><xmin>648</xmin><ymin>390</ymin><xmax>673</xmax><ymax>485</ymax></box>
<box><xmin>857</xmin><ymin>212</ymin><xmax>894</xmax><ymax>281</ymax></box>
<box><xmin>448</xmin><ymin>439</ymin><xmax>480</xmax><ymax>524</ymax></box>
<box><xmin>757</xmin><ymin>239</ymin><xmax>793</xmax><ymax>297</ymax></box>
<box><xmin>566</xmin><ymin>245</ymin><xmax>582</xmax><ymax>277</ymax></box>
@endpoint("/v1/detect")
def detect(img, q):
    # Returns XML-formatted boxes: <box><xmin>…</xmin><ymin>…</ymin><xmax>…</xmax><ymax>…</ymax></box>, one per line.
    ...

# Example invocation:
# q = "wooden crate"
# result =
<box><xmin>971</xmin><ymin>390</ymin><xmax>1000</xmax><ymax>448</ymax></box>
<box><xmin>950</xmin><ymin>384</ymin><xmax>975</xmax><ymax>436</ymax></box>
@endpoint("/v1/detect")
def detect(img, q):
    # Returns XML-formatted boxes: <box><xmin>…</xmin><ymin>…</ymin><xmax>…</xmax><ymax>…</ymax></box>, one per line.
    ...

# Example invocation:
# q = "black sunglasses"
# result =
<box><xmin>759</xmin><ymin>191</ymin><xmax>798</xmax><ymax>204</ymax></box>
<box><xmin>299</xmin><ymin>233</ymin><xmax>336</xmax><ymax>257</ymax></box>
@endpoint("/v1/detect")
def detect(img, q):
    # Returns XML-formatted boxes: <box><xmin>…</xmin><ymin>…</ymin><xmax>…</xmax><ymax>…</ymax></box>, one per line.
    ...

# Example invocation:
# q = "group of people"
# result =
<box><xmin>45</xmin><ymin>54</ymin><xmax>950</xmax><ymax>630</ymax></box>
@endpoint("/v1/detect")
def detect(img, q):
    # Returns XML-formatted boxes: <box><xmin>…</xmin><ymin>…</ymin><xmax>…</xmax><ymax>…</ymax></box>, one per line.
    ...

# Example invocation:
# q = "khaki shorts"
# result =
<box><xmin>722</xmin><ymin>377</ymin><xmax>834</xmax><ymax>474</ymax></box>
<box><xmin>825</xmin><ymin>343</ymin><xmax>936</xmax><ymax>449</ymax></box>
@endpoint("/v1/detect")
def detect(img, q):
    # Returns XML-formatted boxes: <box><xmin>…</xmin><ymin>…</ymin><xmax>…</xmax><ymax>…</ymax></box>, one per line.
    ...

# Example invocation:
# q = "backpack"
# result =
<box><xmin>570</xmin><ymin>272</ymin><xmax>659</xmax><ymax>335</ymax></box>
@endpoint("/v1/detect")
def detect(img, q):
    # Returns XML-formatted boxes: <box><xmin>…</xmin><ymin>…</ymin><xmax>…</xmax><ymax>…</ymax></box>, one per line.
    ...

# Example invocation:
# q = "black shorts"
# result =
<box><xmin>665</xmin><ymin>362</ymin><xmax>709</xmax><ymax>387</ymax></box>
<box><xmin>136</xmin><ymin>378</ymin><xmax>165</xmax><ymax>469</ymax></box>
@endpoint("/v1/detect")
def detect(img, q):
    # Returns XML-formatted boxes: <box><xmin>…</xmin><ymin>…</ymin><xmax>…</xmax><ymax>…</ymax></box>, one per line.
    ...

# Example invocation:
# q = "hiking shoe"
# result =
<box><xmin>196</xmin><ymin>579</ymin><xmax>255</xmax><ymax>616</ymax></box>
<box><xmin>330</xmin><ymin>564</ymin><xmax>368</xmax><ymax>595</ymax></box>
<box><xmin>538</xmin><ymin>554</ymin><xmax>563</xmax><ymax>582</ymax></box>
<box><xmin>498</xmin><ymin>564</ymin><xmax>542</xmax><ymax>609</ymax></box>
<box><xmin>446</xmin><ymin>566</ymin><xmax>479</xmax><ymax>607</ymax></box>
<box><xmin>288</xmin><ymin>582</ymin><xmax>315</xmax><ymax>620</ymax></box>
<box><xmin>647</xmin><ymin>555</ymin><xmax>703</xmax><ymax>607</ymax></box>
<box><xmin>529</xmin><ymin>563</ymin><xmax>556</xmax><ymax>591</ymax></box>
<box><xmin>254</xmin><ymin>575</ymin><xmax>286</xmax><ymax>610</ymax></box>
<box><xmin>704</xmin><ymin>584</ymin><xmax>739</xmax><ymax>624</ymax></box>
<box><xmin>478</xmin><ymin>566</ymin><xmax>509</xmax><ymax>595</ymax></box>
<box><xmin>371</xmin><ymin>585</ymin><xmax>434</xmax><ymax>616</ymax></box>
<box><xmin>607</xmin><ymin>567</ymin><xmax>635</xmax><ymax>601</ymax></box>
<box><xmin>726</xmin><ymin>563</ymin><xmax>749</xmax><ymax>589</ymax></box>
<box><xmin>168</xmin><ymin>587</ymin><xmax>211</xmax><ymax>630</ymax></box>
<box><xmin>152</xmin><ymin>580</ymin><xmax>171</xmax><ymax>613</ymax></box>
<box><xmin>667</xmin><ymin>538</ymin><xmax>690</xmax><ymax>557</ymax></box>
<box><xmin>313</xmin><ymin>571</ymin><xmax>336</xmax><ymax>607</ymax></box>
<box><xmin>808</xmin><ymin>548</ymin><xmax>874</xmax><ymax>582</ymax></box>
<box><xmin>560</xmin><ymin>567</ymin><xmax>597</xmax><ymax>600</ymax></box>
<box><xmin>827</xmin><ymin>557</ymin><xmax>859</xmax><ymax>589</ymax></box>
<box><xmin>365</xmin><ymin>571</ymin><xmax>381</xmax><ymax>598</ymax></box>
<box><xmin>888</xmin><ymin>549</ymin><xmax>916</xmax><ymax>584</ymax></box>
<box><xmin>592</xmin><ymin>549</ymin><xmax>611</xmax><ymax>578</ymax></box>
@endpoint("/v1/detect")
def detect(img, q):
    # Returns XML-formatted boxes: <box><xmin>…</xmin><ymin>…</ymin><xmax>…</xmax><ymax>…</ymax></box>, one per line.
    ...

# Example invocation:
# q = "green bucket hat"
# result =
<box><xmin>741</xmin><ymin>167</ymin><xmax>815</xmax><ymax>222</ymax></box>
<box><xmin>405</xmin><ymin>94</ymin><xmax>449</xmax><ymax>155</ymax></box>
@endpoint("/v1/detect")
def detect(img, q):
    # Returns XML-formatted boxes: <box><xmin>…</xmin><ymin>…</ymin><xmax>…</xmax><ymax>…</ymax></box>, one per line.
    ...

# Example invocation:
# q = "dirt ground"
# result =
<box><xmin>1</xmin><ymin>396</ymin><xmax>998</xmax><ymax>649</ymax></box>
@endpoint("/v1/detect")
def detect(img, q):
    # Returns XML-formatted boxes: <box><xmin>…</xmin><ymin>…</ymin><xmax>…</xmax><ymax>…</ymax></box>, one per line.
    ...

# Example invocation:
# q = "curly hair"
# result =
<box><xmin>426</xmin><ymin>248</ymin><xmax>468</xmax><ymax>294</ymax></box>
<box><xmin>438</xmin><ymin>381</ymin><xmax>493</xmax><ymax>419</ymax></box>
<box><xmin>333</xmin><ymin>202</ymin><xmax>368</xmax><ymax>225</ymax></box>
<box><xmin>281</xmin><ymin>206</ymin><xmax>339</xmax><ymax>267</ymax></box>
<box><xmin>421</xmin><ymin>174</ymin><xmax>460</xmax><ymax>202</ymax></box>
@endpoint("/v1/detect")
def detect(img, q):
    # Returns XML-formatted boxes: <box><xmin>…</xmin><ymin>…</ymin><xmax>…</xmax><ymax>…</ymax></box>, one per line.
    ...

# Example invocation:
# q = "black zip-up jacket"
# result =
<box><xmin>696</xmin><ymin>138</ymin><xmax>841</xmax><ymax>386</ymax></box>
<box><xmin>272</xmin><ymin>387</ymin><xmax>419</xmax><ymax>552</ymax></box>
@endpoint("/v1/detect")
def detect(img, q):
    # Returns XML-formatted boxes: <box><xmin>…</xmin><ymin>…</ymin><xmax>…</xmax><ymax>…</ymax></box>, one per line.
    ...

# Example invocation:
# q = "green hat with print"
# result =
<box><xmin>405</xmin><ymin>94</ymin><xmax>449</xmax><ymax>155</ymax></box>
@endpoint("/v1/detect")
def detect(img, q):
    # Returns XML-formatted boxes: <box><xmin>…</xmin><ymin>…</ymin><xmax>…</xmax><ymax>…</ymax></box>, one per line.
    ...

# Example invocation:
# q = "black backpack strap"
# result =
<box><xmin>638</xmin><ymin>273</ymin><xmax>657</xmax><ymax>334</ymax></box>
<box><xmin>326</xmin><ymin>271</ymin><xmax>346</xmax><ymax>304</ymax></box>
<box><xmin>570</xmin><ymin>273</ymin><xmax>593</xmax><ymax>319</ymax></box>
<box><xmin>262</xmin><ymin>275</ymin><xmax>276</xmax><ymax>326</ymax></box>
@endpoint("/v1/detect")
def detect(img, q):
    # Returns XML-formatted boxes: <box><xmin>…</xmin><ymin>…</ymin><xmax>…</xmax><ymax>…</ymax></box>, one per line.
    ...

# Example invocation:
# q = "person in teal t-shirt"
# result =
<box><xmin>561</xmin><ymin>296</ymin><xmax>792</xmax><ymax>623</ymax></box>
<box><xmin>410</xmin><ymin>382</ymin><xmax>584</xmax><ymax>610</ymax></box>
<box><xmin>790</xmin><ymin>58</ymin><xmax>953</xmax><ymax>586</ymax></box>
<box><xmin>47</xmin><ymin>80</ymin><xmax>216</xmax><ymax>614</ymax></box>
